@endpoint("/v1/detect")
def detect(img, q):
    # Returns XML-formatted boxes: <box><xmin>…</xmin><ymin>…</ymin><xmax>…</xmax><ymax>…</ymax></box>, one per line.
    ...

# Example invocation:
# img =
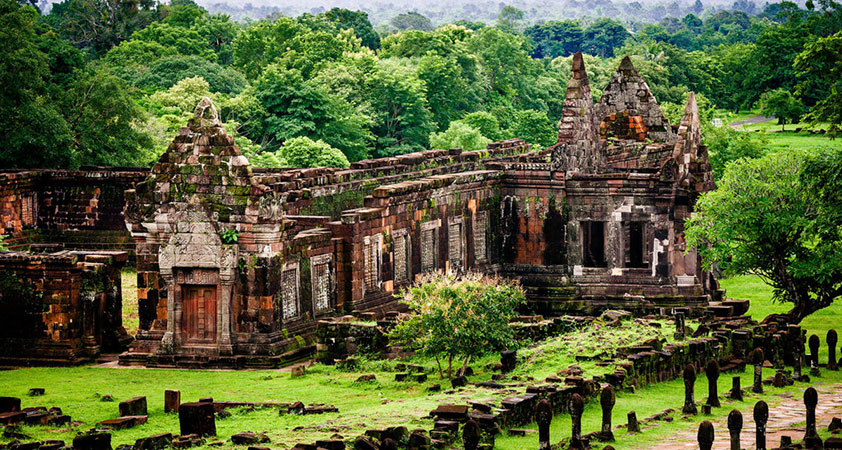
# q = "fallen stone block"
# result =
<box><xmin>73</xmin><ymin>432</ymin><xmax>112</xmax><ymax>450</ymax></box>
<box><xmin>0</xmin><ymin>411</ymin><xmax>26</xmax><ymax>425</ymax></box>
<box><xmin>230</xmin><ymin>432</ymin><xmax>269</xmax><ymax>445</ymax></box>
<box><xmin>27</xmin><ymin>389</ymin><xmax>45</xmax><ymax>397</ymax></box>
<box><xmin>119</xmin><ymin>397</ymin><xmax>147</xmax><ymax>417</ymax></box>
<box><xmin>179</xmin><ymin>403</ymin><xmax>216</xmax><ymax>437</ymax></box>
<box><xmin>165</xmin><ymin>390</ymin><xmax>181</xmax><ymax>414</ymax></box>
<box><xmin>430</xmin><ymin>404</ymin><xmax>469</xmax><ymax>422</ymax></box>
<box><xmin>98</xmin><ymin>416</ymin><xmax>147</xmax><ymax>430</ymax></box>
<box><xmin>0</xmin><ymin>397</ymin><xmax>21</xmax><ymax>413</ymax></box>
<box><xmin>133</xmin><ymin>433</ymin><xmax>173</xmax><ymax>450</ymax></box>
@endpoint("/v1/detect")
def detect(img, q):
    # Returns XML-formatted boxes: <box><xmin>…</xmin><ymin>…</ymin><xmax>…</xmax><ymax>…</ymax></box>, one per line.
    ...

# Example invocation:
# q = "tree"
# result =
<box><xmin>702</xmin><ymin>126</ymin><xmax>767</xmax><ymax>179</ymax></box>
<box><xmin>417</xmin><ymin>53</ymin><xmax>474</xmax><ymax>130</ymax></box>
<box><xmin>279</xmin><ymin>136</ymin><xmax>350</xmax><ymax>168</ymax></box>
<box><xmin>461</xmin><ymin>111</ymin><xmax>502</xmax><ymax>141</ymax></box>
<box><xmin>583</xmin><ymin>18</ymin><xmax>631</xmax><ymax>58</ymax></box>
<box><xmin>133</xmin><ymin>55</ymin><xmax>247</xmax><ymax>94</ymax></box>
<box><xmin>467</xmin><ymin>27</ymin><xmax>532</xmax><ymax>99</ymax></box>
<box><xmin>388</xmin><ymin>273</ymin><xmax>525</xmax><ymax>378</ymax></box>
<box><xmin>525</xmin><ymin>20</ymin><xmax>585</xmax><ymax>58</ymax></box>
<box><xmin>497</xmin><ymin>5</ymin><xmax>525</xmax><ymax>33</ymax></box>
<box><xmin>757</xmin><ymin>89</ymin><xmax>804</xmax><ymax>131</ymax></box>
<box><xmin>429</xmin><ymin>121</ymin><xmax>491</xmax><ymax>151</ymax></box>
<box><xmin>45</xmin><ymin>0</ymin><xmax>162</xmax><ymax>56</ymax></box>
<box><xmin>795</xmin><ymin>31</ymin><xmax>842</xmax><ymax>138</ymax></box>
<box><xmin>324</xmin><ymin>8</ymin><xmax>380</xmax><ymax>50</ymax></box>
<box><xmin>509</xmin><ymin>109</ymin><xmax>556</xmax><ymax>148</ymax></box>
<box><xmin>250</xmin><ymin>64</ymin><xmax>372</xmax><ymax>161</ymax></box>
<box><xmin>686</xmin><ymin>149</ymin><xmax>842</xmax><ymax>323</ymax></box>
<box><xmin>391</xmin><ymin>11</ymin><xmax>433</xmax><ymax>31</ymax></box>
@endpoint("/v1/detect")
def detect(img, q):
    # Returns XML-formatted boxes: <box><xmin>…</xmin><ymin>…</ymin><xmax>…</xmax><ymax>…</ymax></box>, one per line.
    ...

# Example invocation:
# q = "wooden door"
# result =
<box><xmin>183</xmin><ymin>286</ymin><xmax>217</xmax><ymax>343</ymax></box>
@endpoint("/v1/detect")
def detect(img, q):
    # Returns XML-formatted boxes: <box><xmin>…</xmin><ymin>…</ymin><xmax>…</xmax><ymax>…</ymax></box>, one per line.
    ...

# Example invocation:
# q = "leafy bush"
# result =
<box><xmin>280</xmin><ymin>136</ymin><xmax>350</xmax><ymax>168</ymax></box>
<box><xmin>389</xmin><ymin>272</ymin><xmax>525</xmax><ymax>378</ymax></box>
<box><xmin>703</xmin><ymin>126</ymin><xmax>768</xmax><ymax>180</ymax></box>
<box><xmin>429</xmin><ymin>121</ymin><xmax>491</xmax><ymax>151</ymax></box>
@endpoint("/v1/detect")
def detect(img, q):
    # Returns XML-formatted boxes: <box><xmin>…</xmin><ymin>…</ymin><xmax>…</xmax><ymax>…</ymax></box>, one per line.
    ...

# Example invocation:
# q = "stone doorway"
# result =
<box><xmin>182</xmin><ymin>285</ymin><xmax>217</xmax><ymax>344</ymax></box>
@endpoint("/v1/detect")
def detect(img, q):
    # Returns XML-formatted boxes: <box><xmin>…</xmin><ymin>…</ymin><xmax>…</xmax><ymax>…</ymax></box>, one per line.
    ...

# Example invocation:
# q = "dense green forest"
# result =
<box><xmin>2</xmin><ymin>0</ymin><xmax>840</xmax><ymax>169</ymax></box>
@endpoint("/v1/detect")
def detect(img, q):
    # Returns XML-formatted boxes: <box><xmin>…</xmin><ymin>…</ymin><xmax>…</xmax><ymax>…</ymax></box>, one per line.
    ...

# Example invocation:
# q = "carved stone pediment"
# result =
<box><xmin>159</xmin><ymin>222</ymin><xmax>222</xmax><ymax>276</ymax></box>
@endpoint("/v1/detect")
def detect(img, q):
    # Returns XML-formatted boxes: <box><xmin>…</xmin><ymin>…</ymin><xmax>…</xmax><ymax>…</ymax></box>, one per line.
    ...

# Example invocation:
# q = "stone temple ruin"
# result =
<box><xmin>0</xmin><ymin>53</ymin><xmax>715</xmax><ymax>366</ymax></box>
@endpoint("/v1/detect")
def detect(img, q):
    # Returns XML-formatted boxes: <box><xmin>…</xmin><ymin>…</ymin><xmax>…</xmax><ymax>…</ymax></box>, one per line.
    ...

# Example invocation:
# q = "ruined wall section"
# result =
<box><xmin>0</xmin><ymin>169</ymin><xmax>146</xmax><ymax>252</ymax></box>
<box><xmin>0</xmin><ymin>250</ymin><xmax>129</xmax><ymax>365</ymax></box>
<box><xmin>336</xmin><ymin>170</ymin><xmax>506</xmax><ymax>315</ymax></box>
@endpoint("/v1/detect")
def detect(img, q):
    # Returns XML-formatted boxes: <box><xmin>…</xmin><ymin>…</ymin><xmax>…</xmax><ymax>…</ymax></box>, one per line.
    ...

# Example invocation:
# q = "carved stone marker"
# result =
<box><xmin>804</xmin><ymin>387</ymin><xmax>821</xmax><ymax>446</ymax></box>
<box><xmin>674</xmin><ymin>311</ymin><xmax>686</xmax><ymax>340</ymax></box>
<box><xmin>754</xmin><ymin>400</ymin><xmax>769</xmax><ymax>450</ymax></box>
<box><xmin>73</xmin><ymin>432</ymin><xmax>112</xmax><ymax>450</ymax></box>
<box><xmin>729</xmin><ymin>376</ymin><xmax>742</xmax><ymax>401</ymax></box>
<box><xmin>809</xmin><ymin>334</ymin><xmax>821</xmax><ymax>376</ymax></box>
<box><xmin>462</xmin><ymin>419</ymin><xmax>480</xmax><ymax>450</ymax></box>
<box><xmin>828</xmin><ymin>329</ymin><xmax>838</xmax><ymax>371</ymax></box>
<box><xmin>698</xmin><ymin>421</ymin><xmax>714</xmax><ymax>450</ymax></box>
<box><xmin>570</xmin><ymin>394</ymin><xmax>585</xmax><ymax>450</ymax></box>
<box><xmin>119</xmin><ymin>397</ymin><xmax>147</xmax><ymax>417</ymax></box>
<box><xmin>705</xmin><ymin>360</ymin><xmax>720</xmax><ymax>407</ymax></box>
<box><xmin>179</xmin><ymin>402</ymin><xmax>216</xmax><ymax>437</ymax></box>
<box><xmin>794</xmin><ymin>336</ymin><xmax>803</xmax><ymax>380</ymax></box>
<box><xmin>682</xmin><ymin>364</ymin><xmax>698</xmax><ymax>415</ymax></box>
<box><xmin>627</xmin><ymin>411</ymin><xmax>640</xmax><ymax>433</ymax></box>
<box><xmin>751</xmin><ymin>348</ymin><xmax>765</xmax><ymax>393</ymax></box>
<box><xmin>500</xmin><ymin>350</ymin><xmax>517</xmax><ymax>373</ymax></box>
<box><xmin>727</xmin><ymin>409</ymin><xmax>742</xmax><ymax>450</ymax></box>
<box><xmin>165</xmin><ymin>390</ymin><xmax>181</xmax><ymax>414</ymax></box>
<box><xmin>536</xmin><ymin>399</ymin><xmax>552</xmax><ymax>450</ymax></box>
<box><xmin>600</xmin><ymin>386</ymin><xmax>616</xmax><ymax>441</ymax></box>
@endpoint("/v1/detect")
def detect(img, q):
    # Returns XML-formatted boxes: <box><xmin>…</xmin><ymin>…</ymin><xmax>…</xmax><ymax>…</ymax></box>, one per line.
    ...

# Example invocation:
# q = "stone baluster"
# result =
<box><xmin>705</xmin><ymin>360</ymin><xmax>720</xmax><ymax>407</ymax></box>
<box><xmin>828</xmin><ymin>329</ymin><xmax>838</xmax><ymax>371</ymax></box>
<box><xmin>627</xmin><ymin>411</ymin><xmax>640</xmax><ymax>433</ymax></box>
<box><xmin>536</xmin><ymin>399</ymin><xmax>552</xmax><ymax>450</ymax></box>
<box><xmin>804</xmin><ymin>387</ymin><xmax>821</xmax><ymax>446</ymax></box>
<box><xmin>729</xmin><ymin>376</ymin><xmax>742</xmax><ymax>401</ymax></box>
<box><xmin>682</xmin><ymin>364</ymin><xmax>698</xmax><ymax>415</ymax></box>
<box><xmin>570</xmin><ymin>394</ymin><xmax>585</xmax><ymax>449</ymax></box>
<box><xmin>809</xmin><ymin>334</ymin><xmax>821</xmax><ymax>376</ymax></box>
<box><xmin>600</xmin><ymin>386</ymin><xmax>616</xmax><ymax>441</ymax></box>
<box><xmin>463</xmin><ymin>419</ymin><xmax>480</xmax><ymax>450</ymax></box>
<box><xmin>698</xmin><ymin>420</ymin><xmax>714</xmax><ymax>450</ymax></box>
<box><xmin>751</xmin><ymin>348</ymin><xmax>765</xmax><ymax>393</ymax></box>
<box><xmin>727</xmin><ymin>409</ymin><xmax>742</xmax><ymax>450</ymax></box>
<box><xmin>754</xmin><ymin>400</ymin><xmax>769</xmax><ymax>450</ymax></box>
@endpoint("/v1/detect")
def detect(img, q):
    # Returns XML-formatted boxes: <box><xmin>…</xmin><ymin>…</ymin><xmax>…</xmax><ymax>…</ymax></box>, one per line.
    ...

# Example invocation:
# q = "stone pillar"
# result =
<box><xmin>754</xmin><ymin>400</ymin><xmax>768</xmax><ymax>450</ymax></box>
<box><xmin>772</xmin><ymin>333</ymin><xmax>784</xmax><ymax>369</ymax></box>
<box><xmin>827</xmin><ymin>329</ymin><xmax>838</xmax><ymax>370</ymax></box>
<box><xmin>729</xmin><ymin>376</ymin><xmax>742</xmax><ymax>401</ymax></box>
<box><xmin>804</xmin><ymin>387</ymin><xmax>821</xmax><ymax>445</ymax></box>
<box><xmin>682</xmin><ymin>364</ymin><xmax>697</xmax><ymax>415</ymax></box>
<box><xmin>697</xmin><ymin>421</ymin><xmax>714</xmax><ymax>450</ymax></box>
<box><xmin>218</xmin><ymin>245</ymin><xmax>237</xmax><ymax>355</ymax></box>
<box><xmin>462</xmin><ymin>419</ymin><xmax>480</xmax><ymax>450</ymax></box>
<box><xmin>727</xmin><ymin>409</ymin><xmax>742</xmax><ymax>450</ymax></box>
<box><xmin>809</xmin><ymin>334</ymin><xmax>821</xmax><ymax>376</ymax></box>
<box><xmin>627</xmin><ymin>411</ymin><xmax>640</xmax><ymax>433</ymax></box>
<box><xmin>569</xmin><ymin>394</ymin><xmax>585</xmax><ymax>450</ymax></box>
<box><xmin>751</xmin><ymin>348</ymin><xmax>764</xmax><ymax>393</ymax></box>
<box><xmin>600</xmin><ymin>386</ymin><xmax>616</xmax><ymax>441</ymax></box>
<box><xmin>705</xmin><ymin>360</ymin><xmax>720</xmax><ymax>407</ymax></box>
<box><xmin>165</xmin><ymin>390</ymin><xmax>181</xmax><ymax>414</ymax></box>
<box><xmin>536</xmin><ymin>399</ymin><xmax>552</xmax><ymax>450</ymax></box>
<box><xmin>674</xmin><ymin>311</ymin><xmax>685</xmax><ymax>341</ymax></box>
<box><xmin>793</xmin><ymin>336</ymin><xmax>803</xmax><ymax>380</ymax></box>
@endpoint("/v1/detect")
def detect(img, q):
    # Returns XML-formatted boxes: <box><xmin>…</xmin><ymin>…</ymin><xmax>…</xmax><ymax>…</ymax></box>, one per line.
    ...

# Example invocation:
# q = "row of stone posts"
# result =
<box><xmin>529</xmin><ymin>387</ymin><xmax>619</xmax><ymax>450</ymax></box>
<box><xmin>697</xmin><ymin>387</ymin><xmax>825</xmax><ymax>450</ymax></box>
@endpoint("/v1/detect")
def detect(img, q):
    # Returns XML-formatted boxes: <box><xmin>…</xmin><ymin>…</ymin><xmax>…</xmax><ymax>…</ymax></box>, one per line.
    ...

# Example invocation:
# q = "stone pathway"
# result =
<box><xmin>647</xmin><ymin>383</ymin><xmax>842</xmax><ymax>449</ymax></box>
<box><xmin>730</xmin><ymin>115</ymin><xmax>775</xmax><ymax>129</ymax></box>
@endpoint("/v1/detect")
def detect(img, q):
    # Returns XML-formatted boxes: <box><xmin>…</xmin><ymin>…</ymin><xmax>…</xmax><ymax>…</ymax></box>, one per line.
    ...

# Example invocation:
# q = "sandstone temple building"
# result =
<box><xmin>0</xmin><ymin>54</ymin><xmax>715</xmax><ymax>367</ymax></box>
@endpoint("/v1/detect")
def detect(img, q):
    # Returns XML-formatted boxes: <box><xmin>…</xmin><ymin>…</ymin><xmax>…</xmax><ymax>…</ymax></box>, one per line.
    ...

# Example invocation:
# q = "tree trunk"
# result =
<box><xmin>447</xmin><ymin>354</ymin><xmax>453</xmax><ymax>379</ymax></box>
<box><xmin>435</xmin><ymin>355</ymin><xmax>444</xmax><ymax>379</ymax></box>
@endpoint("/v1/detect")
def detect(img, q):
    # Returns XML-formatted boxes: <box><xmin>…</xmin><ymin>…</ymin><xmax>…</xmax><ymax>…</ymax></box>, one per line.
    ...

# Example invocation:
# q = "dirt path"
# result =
<box><xmin>731</xmin><ymin>115</ymin><xmax>776</xmax><ymax>129</ymax></box>
<box><xmin>647</xmin><ymin>383</ymin><xmax>842</xmax><ymax>449</ymax></box>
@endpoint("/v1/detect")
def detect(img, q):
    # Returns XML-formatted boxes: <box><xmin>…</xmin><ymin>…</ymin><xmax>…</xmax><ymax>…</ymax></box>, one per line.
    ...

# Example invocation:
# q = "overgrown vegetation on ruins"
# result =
<box><xmin>2</xmin><ymin>0</ymin><xmax>841</xmax><ymax>170</ymax></box>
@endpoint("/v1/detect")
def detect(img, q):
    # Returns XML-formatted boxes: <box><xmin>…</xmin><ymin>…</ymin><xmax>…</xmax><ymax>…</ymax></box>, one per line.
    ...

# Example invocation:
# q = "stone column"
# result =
<box><xmin>536</xmin><ymin>399</ymin><xmax>552</xmax><ymax>450</ymax></box>
<box><xmin>804</xmin><ymin>387</ymin><xmax>820</xmax><ymax>444</ymax></box>
<box><xmin>754</xmin><ymin>400</ymin><xmax>769</xmax><ymax>450</ymax></box>
<box><xmin>727</xmin><ymin>409</ymin><xmax>742</xmax><ymax>450</ymax></box>
<box><xmin>827</xmin><ymin>329</ymin><xmax>838</xmax><ymax>370</ymax></box>
<box><xmin>462</xmin><ymin>419</ymin><xmax>480</xmax><ymax>450</ymax></box>
<box><xmin>729</xmin><ymin>376</ymin><xmax>742</xmax><ymax>401</ymax></box>
<box><xmin>600</xmin><ymin>386</ymin><xmax>616</xmax><ymax>441</ymax></box>
<box><xmin>674</xmin><ymin>311</ymin><xmax>686</xmax><ymax>341</ymax></box>
<box><xmin>697</xmin><ymin>421</ymin><xmax>714</xmax><ymax>450</ymax></box>
<box><xmin>705</xmin><ymin>360</ymin><xmax>720</xmax><ymax>407</ymax></box>
<box><xmin>793</xmin><ymin>336</ymin><xmax>803</xmax><ymax>380</ymax></box>
<box><xmin>627</xmin><ymin>411</ymin><xmax>640</xmax><ymax>433</ymax></box>
<box><xmin>218</xmin><ymin>245</ymin><xmax>237</xmax><ymax>355</ymax></box>
<box><xmin>809</xmin><ymin>334</ymin><xmax>821</xmax><ymax>376</ymax></box>
<box><xmin>570</xmin><ymin>394</ymin><xmax>585</xmax><ymax>450</ymax></box>
<box><xmin>751</xmin><ymin>348</ymin><xmax>764</xmax><ymax>393</ymax></box>
<box><xmin>682</xmin><ymin>364</ymin><xmax>698</xmax><ymax>415</ymax></box>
